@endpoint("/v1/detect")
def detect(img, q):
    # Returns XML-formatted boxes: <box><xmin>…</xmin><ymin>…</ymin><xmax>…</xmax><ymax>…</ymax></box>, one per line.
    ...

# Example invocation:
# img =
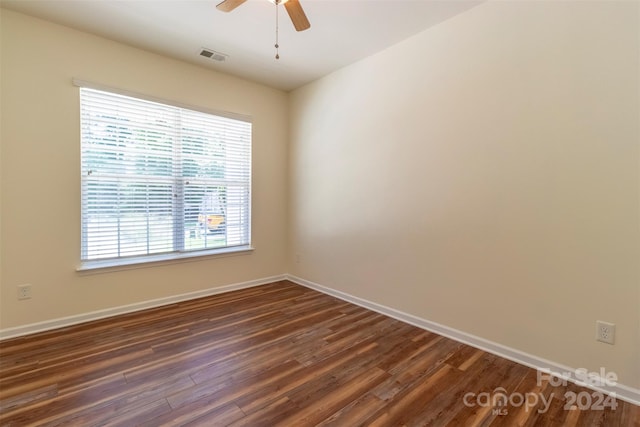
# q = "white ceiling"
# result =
<box><xmin>1</xmin><ymin>0</ymin><xmax>482</xmax><ymax>91</ymax></box>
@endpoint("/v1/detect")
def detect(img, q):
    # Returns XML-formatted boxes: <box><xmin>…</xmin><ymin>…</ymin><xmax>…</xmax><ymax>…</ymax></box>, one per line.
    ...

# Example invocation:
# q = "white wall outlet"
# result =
<box><xmin>17</xmin><ymin>284</ymin><xmax>32</xmax><ymax>300</ymax></box>
<box><xmin>295</xmin><ymin>253</ymin><xmax>300</xmax><ymax>263</ymax></box>
<box><xmin>596</xmin><ymin>320</ymin><xmax>615</xmax><ymax>345</ymax></box>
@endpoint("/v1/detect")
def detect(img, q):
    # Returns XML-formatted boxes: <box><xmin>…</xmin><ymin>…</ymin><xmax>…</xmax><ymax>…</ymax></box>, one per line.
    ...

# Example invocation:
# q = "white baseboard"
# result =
<box><xmin>286</xmin><ymin>274</ymin><xmax>640</xmax><ymax>407</ymax></box>
<box><xmin>0</xmin><ymin>274</ymin><xmax>287</xmax><ymax>341</ymax></box>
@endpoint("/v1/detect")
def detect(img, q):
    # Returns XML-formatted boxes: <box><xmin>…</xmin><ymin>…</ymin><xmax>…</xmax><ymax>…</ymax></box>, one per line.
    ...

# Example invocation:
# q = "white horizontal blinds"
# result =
<box><xmin>80</xmin><ymin>87</ymin><xmax>251</xmax><ymax>262</ymax></box>
<box><xmin>179</xmin><ymin>108</ymin><xmax>252</xmax><ymax>251</ymax></box>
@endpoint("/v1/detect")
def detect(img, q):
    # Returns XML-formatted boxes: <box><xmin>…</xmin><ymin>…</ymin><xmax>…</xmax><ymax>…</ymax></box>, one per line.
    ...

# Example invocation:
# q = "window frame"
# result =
<box><xmin>74</xmin><ymin>79</ymin><xmax>253</xmax><ymax>271</ymax></box>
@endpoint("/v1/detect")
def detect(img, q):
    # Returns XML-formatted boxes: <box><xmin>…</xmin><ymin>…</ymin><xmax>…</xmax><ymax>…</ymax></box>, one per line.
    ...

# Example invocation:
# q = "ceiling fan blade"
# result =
<box><xmin>216</xmin><ymin>0</ymin><xmax>247</xmax><ymax>12</ymax></box>
<box><xmin>284</xmin><ymin>0</ymin><xmax>310</xmax><ymax>31</ymax></box>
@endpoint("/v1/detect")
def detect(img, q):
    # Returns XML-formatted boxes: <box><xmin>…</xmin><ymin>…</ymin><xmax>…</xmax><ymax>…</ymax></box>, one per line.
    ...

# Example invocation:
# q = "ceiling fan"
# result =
<box><xmin>216</xmin><ymin>0</ymin><xmax>311</xmax><ymax>32</ymax></box>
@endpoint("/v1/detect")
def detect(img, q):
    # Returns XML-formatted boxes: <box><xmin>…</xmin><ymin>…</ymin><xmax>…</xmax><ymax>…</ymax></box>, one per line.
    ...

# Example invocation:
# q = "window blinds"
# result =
<box><xmin>79</xmin><ymin>87</ymin><xmax>251</xmax><ymax>263</ymax></box>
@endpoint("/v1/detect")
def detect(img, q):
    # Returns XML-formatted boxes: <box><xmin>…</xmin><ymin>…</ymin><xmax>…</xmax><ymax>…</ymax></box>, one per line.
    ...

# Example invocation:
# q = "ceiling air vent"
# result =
<box><xmin>199</xmin><ymin>48</ymin><xmax>228</xmax><ymax>62</ymax></box>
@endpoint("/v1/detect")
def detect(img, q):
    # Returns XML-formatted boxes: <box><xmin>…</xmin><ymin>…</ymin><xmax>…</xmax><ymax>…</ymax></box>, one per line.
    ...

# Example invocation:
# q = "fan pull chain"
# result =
<box><xmin>274</xmin><ymin>1</ymin><xmax>280</xmax><ymax>59</ymax></box>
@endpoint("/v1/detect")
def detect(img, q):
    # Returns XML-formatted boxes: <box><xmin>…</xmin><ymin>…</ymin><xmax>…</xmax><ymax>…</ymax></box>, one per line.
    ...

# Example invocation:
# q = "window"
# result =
<box><xmin>78</xmin><ymin>85</ymin><xmax>251</xmax><ymax>268</ymax></box>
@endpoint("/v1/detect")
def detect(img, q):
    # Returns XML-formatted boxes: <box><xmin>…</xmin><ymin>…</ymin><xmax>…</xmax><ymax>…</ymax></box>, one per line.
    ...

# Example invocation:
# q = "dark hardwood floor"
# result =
<box><xmin>1</xmin><ymin>280</ymin><xmax>638</xmax><ymax>426</ymax></box>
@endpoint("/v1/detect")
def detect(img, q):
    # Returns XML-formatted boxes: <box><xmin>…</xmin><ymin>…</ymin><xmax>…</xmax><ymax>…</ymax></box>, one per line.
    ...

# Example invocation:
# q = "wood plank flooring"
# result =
<box><xmin>1</xmin><ymin>280</ymin><xmax>638</xmax><ymax>426</ymax></box>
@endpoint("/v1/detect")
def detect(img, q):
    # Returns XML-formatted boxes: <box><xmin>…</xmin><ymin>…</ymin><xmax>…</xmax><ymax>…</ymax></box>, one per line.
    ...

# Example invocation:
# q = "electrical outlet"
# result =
<box><xmin>596</xmin><ymin>320</ymin><xmax>615</xmax><ymax>345</ymax></box>
<box><xmin>295</xmin><ymin>253</ymin><xmax>300</xmax><ymax>264</ymax></box>
<box><xmin>17</xmin><ymin>284</ymin><xmax>32</xmax><ymax>300</ymax></box>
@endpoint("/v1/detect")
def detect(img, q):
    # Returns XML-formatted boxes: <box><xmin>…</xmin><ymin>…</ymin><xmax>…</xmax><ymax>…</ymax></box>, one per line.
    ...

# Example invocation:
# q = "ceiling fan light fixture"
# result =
<box><xmin>217</xmin><ymin>0</ymin><xmax>309</xmax><ymax>32</ymax></box>
<box><xmin>216</xmin><ymin>0</ymin><xmax>309</xmax><ymax>59</ymax></box>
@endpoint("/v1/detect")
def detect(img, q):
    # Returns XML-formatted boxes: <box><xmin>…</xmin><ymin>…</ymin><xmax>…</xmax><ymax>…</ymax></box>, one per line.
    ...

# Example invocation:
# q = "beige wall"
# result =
<box><xmin>289</xmin><ymin>1</ymin><xmax>640</xmax><ymax>388</ymax></box>
<box><xmin>0</xmin><ymin>10</ymin><xmax>288</xmax><ymax>328</ymax></box>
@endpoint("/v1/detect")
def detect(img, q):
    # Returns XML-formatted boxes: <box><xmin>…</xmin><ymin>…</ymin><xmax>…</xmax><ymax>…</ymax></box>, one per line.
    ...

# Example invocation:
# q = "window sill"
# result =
<box><xmin>76</xmin><ymin>245</ymin><xmax>254</xmax><ymax>273</ymax></box>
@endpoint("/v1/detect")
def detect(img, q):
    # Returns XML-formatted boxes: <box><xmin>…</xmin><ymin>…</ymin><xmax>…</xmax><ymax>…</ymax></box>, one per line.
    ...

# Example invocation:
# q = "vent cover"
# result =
<box><xmin>199</xmin><ymin>48</ymin><xmax>228</xmax><ymax>62</ymax></box>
